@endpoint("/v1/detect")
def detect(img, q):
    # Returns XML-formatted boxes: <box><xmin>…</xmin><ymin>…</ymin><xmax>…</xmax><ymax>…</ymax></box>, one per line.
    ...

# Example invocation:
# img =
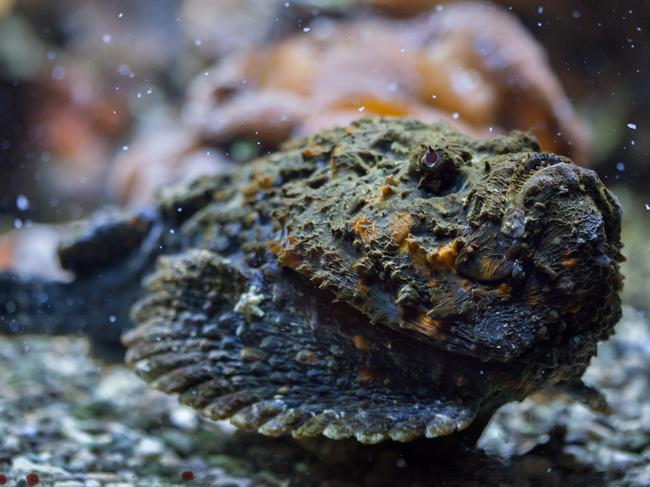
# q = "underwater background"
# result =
<box><xmin>0</xmin><ymin>1</ymin><xmax>648</xmax><ymax>485</ymax></box>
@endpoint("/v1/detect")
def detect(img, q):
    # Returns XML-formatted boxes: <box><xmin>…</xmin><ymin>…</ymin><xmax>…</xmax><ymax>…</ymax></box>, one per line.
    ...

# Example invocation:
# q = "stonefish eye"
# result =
<box><xmin>411</xmin><ymin>146</ymin><xmax>462</xmax><ymax>195</ymax></box>
<box><xmin>422</xmin><ymin>147</ymin><xmax>440</xmax><ymax>167</ymax></box>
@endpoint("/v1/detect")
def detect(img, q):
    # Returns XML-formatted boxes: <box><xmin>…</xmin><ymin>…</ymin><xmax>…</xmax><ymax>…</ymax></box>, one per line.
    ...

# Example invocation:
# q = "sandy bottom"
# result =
<box><xmin>0</xmin><ymin>307</ymin><xmax>648</xmax><ymax>486</ymax></box>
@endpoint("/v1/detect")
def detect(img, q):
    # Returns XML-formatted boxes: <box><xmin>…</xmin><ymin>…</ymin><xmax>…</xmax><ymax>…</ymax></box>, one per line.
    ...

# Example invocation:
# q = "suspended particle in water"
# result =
<box><xmin>51</xmin><ymin>65</ymin><xmax>65</xmax><ymax>81</ymax></box>
<box><xmin>16</xmin><ymin>194</ymin><xmax>29</xmax><ymax>211</ymax></box>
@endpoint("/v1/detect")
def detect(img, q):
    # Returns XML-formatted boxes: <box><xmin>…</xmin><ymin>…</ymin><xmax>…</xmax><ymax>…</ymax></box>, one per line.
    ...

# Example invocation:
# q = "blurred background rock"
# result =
<box><xmin>1</xmin><ymin>0</ymin><xmax>646</xmax><ymax>307</ymax></box>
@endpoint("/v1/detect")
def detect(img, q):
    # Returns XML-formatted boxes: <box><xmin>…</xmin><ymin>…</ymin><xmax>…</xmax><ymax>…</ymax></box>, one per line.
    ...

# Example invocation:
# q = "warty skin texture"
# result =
<box><xmin>0</xmin><ymin>118</ymin><xmax>623</xmax><ymax>443</ymax></box>
<box><xmin>123</xmin><ymin>117</ymin><xmax>623</xmax><ymax>443</ymax></box>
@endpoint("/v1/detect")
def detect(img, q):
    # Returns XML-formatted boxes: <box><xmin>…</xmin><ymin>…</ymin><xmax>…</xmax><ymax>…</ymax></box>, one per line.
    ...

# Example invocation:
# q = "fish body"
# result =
<box><xmin>1</xmin><ymin>118</ymin><xmax>623</xmax><ymax>442</ymax></box>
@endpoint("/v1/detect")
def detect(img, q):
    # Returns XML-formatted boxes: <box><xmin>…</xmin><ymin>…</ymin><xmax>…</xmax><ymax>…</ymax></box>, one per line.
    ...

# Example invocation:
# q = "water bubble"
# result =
<box><xmin>627</xmin><ymin>122</ymin><xmax>637</xmax><ymax>130</ymax></box>
<box><xmin>109</xmin><ymin>315</ymin><xmax>117</xmax><ymax>323</ymax></box>
<box><xmin>645</xmin><ymin>203</ymin><xmax>650</xmax><ymax>211</ymax></box>
<box><xmin>117</xmin><ymin>64</ymin><xmax>132</xmax><ymax>77</ymax></box>
<box><xmin>14</xmin><ymin>219</ymin><xmax>23</xmax><ymax>229</ymax></box>
<box><xmin>358</xmin><ymin>106</ymin><xmax>366</xmax><ymax>112</ymax></box>
<box><xmin>572</xmin><ymin>10</ymin><xmax>580</xmax><ymax>18</ymax></box>
<box><xmin>194</xmin><ymin>38</ymin><xmax>202</xmax><ymax>46</ymax></box>
<box><xmin>303</xmin><ymin>27</ymin><xmax>311</xmax><ymax>33</ymax></box>
<box><xmin>102</xmin><ymin>33</ymin><xmax>112</xmax><ymax>44</ymax></box>
<box><xmin>537</xmin><ymin>6</ymin><xmax>544</xmax><ymax>14</ymax></box>
<box><xmin>122</xmin><ymin>145</ymin><xmax>129</xmax><ymax>151</ymax></box>
<box><xmin>51</xmin><ymin>65</ymin><xmax>65</xmax><ymax>81</ymax></box>
<box><xmin>16</xmin><ymin>194</ymin><xmax>30</xmax><ymax>211</ymax></box>
<box><xmin>118</xmin><ymin>12</ymin><xmax>124</xmax><ymax>18</ymax></box>
<box><xmin>451</xmin><ymin>112</ymin><xmax>460</xmax><ymax>120</ymax></box>
<box><xmin>435</xmin><ymin>5</ymin><xmax>444</xmax><ymax>12</ymax></box>
<box><xmin>616</xmin><ymin>162</ymin><xmax>625</xmax><ymax>172</ymax></box>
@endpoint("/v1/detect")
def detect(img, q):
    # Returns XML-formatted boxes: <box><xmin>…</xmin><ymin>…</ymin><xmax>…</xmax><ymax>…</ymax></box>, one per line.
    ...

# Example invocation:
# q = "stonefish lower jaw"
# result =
<box><xmin>122</xmin><ymin>117</ymin><xmax>623</xmax><ymax>444</ymax></box>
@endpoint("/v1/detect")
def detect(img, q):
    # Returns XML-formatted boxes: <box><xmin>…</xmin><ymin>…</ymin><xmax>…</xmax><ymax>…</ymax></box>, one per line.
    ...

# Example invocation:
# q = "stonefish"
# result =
<box><xmin>0</xmin><ymin>118</ymin><xmax>623</xmax><ymax>444</ymax></box>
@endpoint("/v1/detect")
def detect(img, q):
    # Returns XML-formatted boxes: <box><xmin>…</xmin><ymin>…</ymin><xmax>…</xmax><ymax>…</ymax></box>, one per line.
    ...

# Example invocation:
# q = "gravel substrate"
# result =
<box><xmin>0</xmin><ymin>306</ymin><xmax>648</xmax><ymax>486</ymax></box>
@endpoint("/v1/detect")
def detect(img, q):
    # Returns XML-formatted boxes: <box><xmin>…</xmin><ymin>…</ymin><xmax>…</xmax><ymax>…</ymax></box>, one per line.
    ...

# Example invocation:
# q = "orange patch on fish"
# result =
<box><xmin>477</xmin><ymin>257</ymin><xmax>507</xmax><ymax>280</ymax></box>
<box><xmin>357</xmin><ymin>367</ymin><xmax>374</xmax><ymax>382</ymax></box>
<box><xmin>402</xmin><ymin>237</ymin><xmax>430</xmax><ymax>275</ymax></box>
<box><xmin>301</xmin><ymin>146</ymin><xmax>323</xmax><ymax>159</ymax></box>
<box><xmin>426</xmin><ymin>241</ymin><xmax>459</xmax><ymax>272</ymax></box>
<box><xmin>352</xmin><ymin>335</ymin><xmax>370</xmax><ymax>350</ymax></box>
<box><xmin>241</xmin><ymin>171</ymin><xmax>274</xmax><ymax>197</ymax></box>
<box><xmin>354</xmin><ymin>277</ymin><xmax>369</xmax><ymax>297</ymax></box>
<box><xmin>269</xmin><ymin>235</ymin><xmax>302</xmax><ymax>269</ymax></box>
<box><xmin>496</xmin><ymin>282</ymin><xmax>512</xmax><ymax>298</ymax></box>
<box><xmin>389</xmin><ymin>212</ymin><xmax>414</xmax><ymax>247</ymax></box>
<box><xmin>380</xmin><ymin>185</ymin><xmax>395</xmax><ymax>199</ymax></box>
<box><xmin>410</xmin><ymin>313</ymin><xmax>444</xmax><ymax>339</ymax></box>
<box><xmin>352</xmin><ymin>216</ymin><xmax>377</xmax><ymax>242</ymax></box>
<box><xmin>561</xmin><ymin>258</ymin><xmax>578</xmax><ymax>269</ymax></box>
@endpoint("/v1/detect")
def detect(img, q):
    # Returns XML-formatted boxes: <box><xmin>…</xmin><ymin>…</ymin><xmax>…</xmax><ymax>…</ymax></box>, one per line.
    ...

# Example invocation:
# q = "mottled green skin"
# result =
<box><xmin>119</xmin><ymin>118</ymin><xmax>623</xmax><ymax>443</ymax></box>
